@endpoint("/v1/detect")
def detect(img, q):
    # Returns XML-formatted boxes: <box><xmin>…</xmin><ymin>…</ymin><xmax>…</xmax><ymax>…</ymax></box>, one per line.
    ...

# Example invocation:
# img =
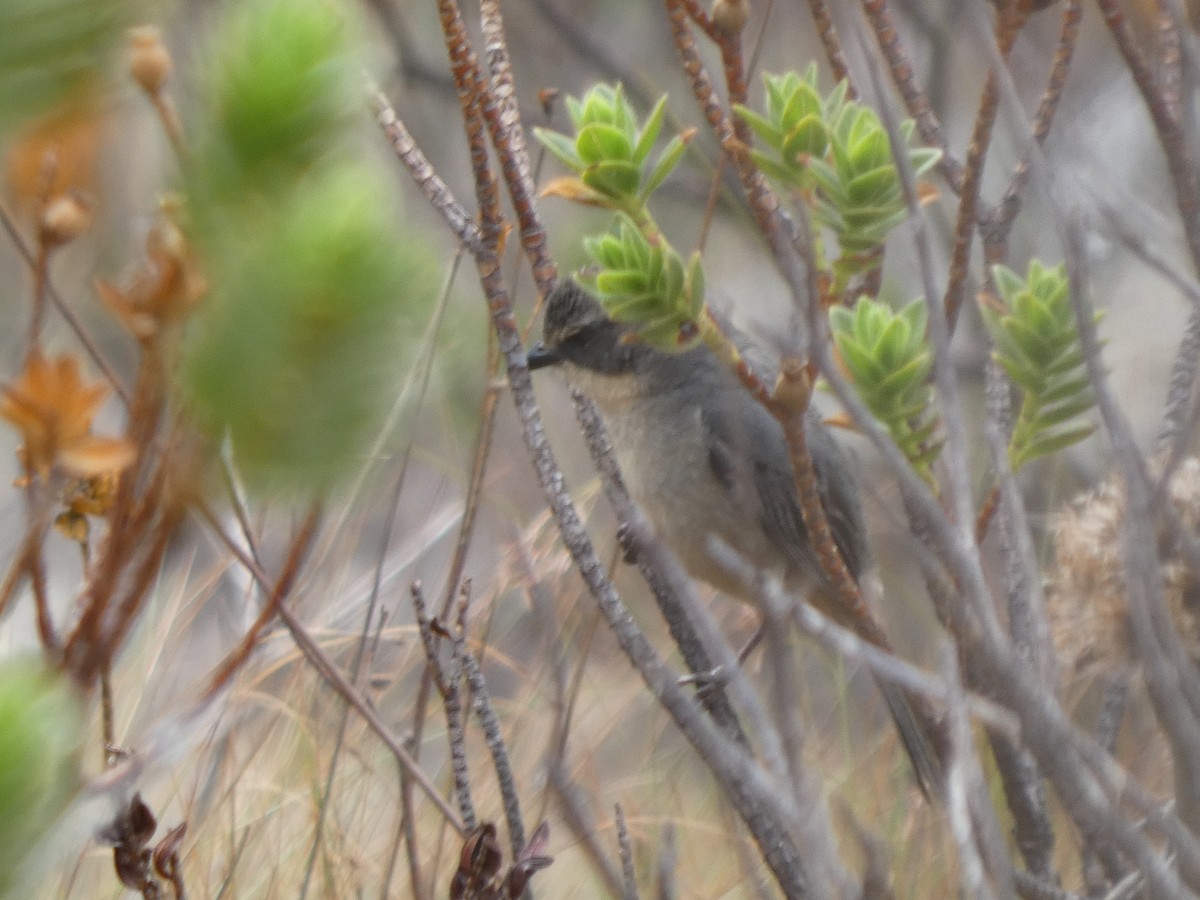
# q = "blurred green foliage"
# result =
<box><xmin>187</xmin><ymin>0</ymin><xmax>358</xmax><ymax>205</ymax></box>
<box><xmin>183</xmin><ymin>0</ymin><xmax>436</xmax><ymax>489</ymax></box>
<box><xmin>0</xmin><ymin>0</ymin><xmax>134</xmax><ymax>131</ymax></box>
<box><xmin>0</xmin><ymin>659</ymin><xmax>83</xmax><ymax>899</ymax></box>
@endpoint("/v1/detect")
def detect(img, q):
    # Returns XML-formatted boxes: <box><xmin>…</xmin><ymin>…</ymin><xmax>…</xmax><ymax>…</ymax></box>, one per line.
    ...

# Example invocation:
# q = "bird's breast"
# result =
<box><xmin>599</xmin><ymin>394</ymin><xmax>784</xmax><ymax>601</ymax></box>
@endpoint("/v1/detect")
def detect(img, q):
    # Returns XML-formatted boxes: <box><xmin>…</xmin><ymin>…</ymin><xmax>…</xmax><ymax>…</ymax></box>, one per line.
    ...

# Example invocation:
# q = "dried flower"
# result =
<box><xmin>1047</xmin><ymin>457</ymin><xmax>1200</xmax><ymax>683</ymax></box>
<box><xmin>96</xmin><ymin>206</ymin><xmax>206</xmax><ymax>341</ymax></box>
<box><xmin>39</xmin><ymin>192</ymin><xmax>92</xmax><ymax>246</ymax></box>
<box><xmin>0</xmin><ymin>352</ymin><xmax>134</xmax><ymax>480</ymax></box>
<box><xmin>5</xmin><ymin>102</ymin><xmax>104</xmax><ymax>210</ymax></box>
<box><xmin>54</xmin><ymin>471</ymin><xmax>120</xmax><ymax>545</ymax></box>
<box><xmin>128</xmin><ymin>26</ymin><xmax>172</xmax><ymax>95</ymax></box>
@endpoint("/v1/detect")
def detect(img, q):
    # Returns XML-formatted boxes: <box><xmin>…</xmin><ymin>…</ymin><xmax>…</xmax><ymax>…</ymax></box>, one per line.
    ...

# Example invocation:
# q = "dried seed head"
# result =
<box><xmin>1047</xmin><ymin>457</ymin><xmax>1200</xmax><ymax>684</ymax></box>
<box><xmin>129</xmin><ymin>26</ymin><xmax>172</xmax><ymax>95</ymax></box>
<box><xmin>39</xmin><ymin>193</ymin><xmax>92</xmax><ymax>246</ymax></box>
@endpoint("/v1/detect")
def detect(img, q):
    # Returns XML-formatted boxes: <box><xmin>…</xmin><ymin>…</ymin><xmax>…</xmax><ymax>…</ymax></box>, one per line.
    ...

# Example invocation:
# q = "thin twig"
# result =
<box><xmin>548</xmin><ymin>763</ymin><xmax>626</xmax><ymax>896</ymax></box>
<box><xmin>457</xmin><ymin>595</ymin><xmax>528</xmax><ymax>855</ymax></box>
<box><xmin>942</xmin><ymin>643</ymin><xmax>1001</xmax><ymax>900</ymax></box>
<box><xmin>198</xmin><ymin>504</ymin><xmax>322</xmax><ymax>702</ymax></box>
<box><xmin>805</xmin><ymin>0</ymin><xmax>855</xmax><ymax>92</ymax></box>
<box><xmin>0</xmin><ymin>197</ymin><xmax>130</xmax><ymax>406</ymax></box>
<box><xmin>861</xmin><ymin>0</ymin><xmax>964</xmax><ymax>188</ymax></box>
<box><xmin>614</xmin><ymin>803</ymin><xmax>639</xmax><ymax>900</ymax></box>
<box><xmin>194</xmin><ymin>505</ymin><xmax>467</xmax><ymax>835</ymax></box>
<box><xmin>370</xmin><ymin>89</ymin><xmax>483</xmax><ymax>255</ymax></box>
<box><xmin>297</xmin><ymin>465</ymin><xmax>407</xmax><ymax>900</ymax></box>
<box><xmin>944</xmin><ymin>8</ymin><xmax>1026</xmax><ymax>333</ymax></box>
<box><xmin>988</xmin><ymin>0</ymin><xmax>1084</xmax><ymax>254</ymax></box>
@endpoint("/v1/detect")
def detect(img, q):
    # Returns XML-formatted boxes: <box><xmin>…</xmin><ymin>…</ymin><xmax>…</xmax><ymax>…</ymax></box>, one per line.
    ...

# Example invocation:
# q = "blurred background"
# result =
<box><xmin>1</xmin><ymin>0</ymin><xmax>1197</xmax><ymax>896</ymax></box>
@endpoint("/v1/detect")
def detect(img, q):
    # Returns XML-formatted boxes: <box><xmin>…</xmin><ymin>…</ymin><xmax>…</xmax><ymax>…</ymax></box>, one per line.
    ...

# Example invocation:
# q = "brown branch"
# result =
<box><xmin>479</xmin><ymin>0</ymin><xmax>558</xmax><ymax>297</ymax></box>
<box><xmin>663</xmin><ymin>0</ymin><xmax>805</xmax><ymax>296</ymax></box>
<box><xmin>861</xmin><ymin>0</ymin><xmax>964</xmax><ymax>188</ymax></box>
<box><xmin>806</xmin><ymin>0</ymin><xmax>855</xmax><ymax>93</ymax></box>
<box><xmin>1098</xmin><ymin>0</ymin><xmax>1200</xmax><ymax>269</ymax></box>
<box><xmin>974</xmin><ymin>483</ymin><xmax>1001</xmax><ymax>545</ymax></box>
<box><xmin>988</xmin><ymin>0</ymin><xmax>1084</xmax><ymax>259</ymax></box>
<box><xmin>1158</xmin><ymin>0</ymin><xmax>1184</xmax><ymax>120</ymax></box>
<box><xmin>198</xmin><ymin>502</ymin><xmax>321</xmax><ymax>701</ymax></box>
<box><xmin>370</xmin><ymin>91</ymin><xmax>483</xmax><ymax>254</ymax></box>
<box><xmin>945</xmin><ymin>7</ymin><xmax>1027</xmax><ymax>333</ymax></box>
<box><xmin>1098</xmin><ymin>0</ymin><xmax>1200</xmax><ymax>456</ymax></box>
<box><xmin>411</xmin><ymin>583</ymin><xmax>476</xmax><ymax>831</ymax></box>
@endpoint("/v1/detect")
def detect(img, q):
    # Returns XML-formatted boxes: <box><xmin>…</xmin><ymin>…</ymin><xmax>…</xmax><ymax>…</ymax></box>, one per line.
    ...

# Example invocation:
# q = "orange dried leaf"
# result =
<box><xmin>54</xmin><ymin>510</ymin><xmax>89</xmax><ymax>544</ymax></box>
<box><xmin>821</xmin><ymin>410</ymin><xmax>857</xmax><ymax>432</ymax></box>
<box><xmin>6</xmin><ymin>101</ymin><xmax>105</xmax><ymax>209</ymax></box>
<box><xmin>63</xmin><ymin>471</ymin><xmax>120</xmax><ymax>517</ymax></box>
<box><xmin>539</xmin><ymin>176</ymin><xmax>612</xmax><ymax>207</ymax></box>
<box><xmin>60</xmin><ymin>435</ymin><xmax>136</xmax><ymax>477</ymax></box>
<box><xmin>916</xmin><ymin>180</ymin><xmax>940</xmax><ymax>207</ymax></box>
<box><xmin>96</xmin><ymin>278</ymin><xmax>156</xmax><ymax>339</ymax></box>
<box><xmin>95</xmin><ymin>212</ymin><xmax>207</xmax><ymax>341</ymax></box>
<box><xmin>0</xmin><ymin>353</ymin><xmax>129</xmax><ymax>479</ymax></box>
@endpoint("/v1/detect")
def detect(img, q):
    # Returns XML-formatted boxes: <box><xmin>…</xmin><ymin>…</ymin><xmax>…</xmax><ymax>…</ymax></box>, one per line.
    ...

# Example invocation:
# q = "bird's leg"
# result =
<box><xmin>676</xmin><ymin>620</ymin><xmax>765</xmax><ymax>694</ymax></box>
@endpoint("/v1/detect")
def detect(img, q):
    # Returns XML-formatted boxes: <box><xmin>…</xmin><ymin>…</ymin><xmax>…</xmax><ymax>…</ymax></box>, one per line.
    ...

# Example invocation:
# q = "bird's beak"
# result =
<box><xmin>527</xmin><ymin>343</ymin><xmax>561</xmax><ymax>371</ymax></box>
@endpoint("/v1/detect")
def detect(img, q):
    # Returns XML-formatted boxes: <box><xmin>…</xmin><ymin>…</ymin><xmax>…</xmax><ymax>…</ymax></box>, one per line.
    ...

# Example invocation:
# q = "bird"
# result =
<box><xmin>528</xmin><ymin>278</ymin><xmax>942</xmax><ymax>796</ymax></box>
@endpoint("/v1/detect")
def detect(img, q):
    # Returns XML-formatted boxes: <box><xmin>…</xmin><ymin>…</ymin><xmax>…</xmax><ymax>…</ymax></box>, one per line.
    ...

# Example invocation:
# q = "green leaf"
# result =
<box><xmin>875</xmin><ymin>352</ymin><xmax>933</xmax><ymax>399</ymax></box>
<box><xmin>1004</xmin><ymin>317</ymin><xmax>1058</xmax><ymax>363</ymax></box>
<box><xmin>1037</xmin><ymin>371</ymin><xmax>1091</xmax><ymax>406</ymax></box>
<box><xmin>749</xmin><ymin>149</ymin><xmax>802</xmax><ymax>184</ymax></box>
<box><xmin>582</xmin><ymin>159</ymin><xmax>641</xmax><ymax>198</ymax></box>
<box><xmin>1041</xmin><ymin>343</ymin><xmax>1086</xmax><ymax>377</ymax></box>
<box><xmin>991</xmin><ymin>264</ymin><xmax>1024</xmax><ymax>302</ymax></box>
<box><xmin>1012</xmin><ymin>424</ymin><xmax>1095</xmax><ymax>469</ymax></box>
<box><xmin>632</xmin><ymin>94</ymin><xmax>668</xmax><ymax>165</ymax></box>
<box><xmin>996</xmin><ymin>354</ymin><xmax>1043</xmax><ymax>394</ymax></box>
<box><xmin>736</xmin><ymin>104</ymin><xmax>783</xmax><ymax>147</ymax></box>
<box><xmin>834</xmin><ymin>335</ymin><xmax>885</xmax><ymax>383</ymax></box>
<box><xmin>909</xmin><ymin>146</ymin><xmax>942</xmax><ymax>176</ymax></box>
<box><xmin>898</xmin><ymin>298</ymin><xmax>928</xmax><ymax>339</ymax></box>
<box><xmin>781</xmin><ymin>116</ymin><xmax>828</xmax><ymax>164</ymax></box>
<box><xmin>780</xmin><ymin>81</ymin><xmax>822</xmax><ymax>133</ymax></box>
<box><xmin>1029</xmin><ymin>393</ymin><xmax>1096</xmax><ymax>432</ymax></box>
<box><xmin>823</xmin><ymin>77</ymin><xmax>849</xmax><ymax>120</ymax></box>
<box><xmin>576</xmin><ymin>123</ymin><xmax>633</xmax><ymax>164</ymax></box>
<box><xmin>1013</xmin><ymin>291</ymin><xmax>1059</xmax><ymax>337</ymax></box>
<box><xmin>606</xmin><ymin>294</ymin><xmax>669</xmax><ymax>322</ymax></box>
<box><xmin>661</xmin><ymin>249</ymin><xmax>685</xmax><ymax>307</ymax></box>
<box><xmin>829</xmin><ymin>305</ymin><xmax>855</xmax><ymax>335</ymax></box>
<box><xmin>596</xmin><ymin>269</ymin><xmax>651</xmax><ymax>297</ymax></box>
<box><xmin>848</xmin><ymin>128</ymin><xmax>890</xmax><ymax>173</ymax></box>
<box><xmin>642</xmin><ymin>133</ymin><xmax>688</xmax><ymax>198</ymax></box>
<box><xmin>846</xmin><ymin>164</ymin><xmax>900</xmax><ymax>204</ymax></box>
<box><xmin>533</xmin><ymin>128</ymin><xmax>583</xmax><ymax>173</ymax></box>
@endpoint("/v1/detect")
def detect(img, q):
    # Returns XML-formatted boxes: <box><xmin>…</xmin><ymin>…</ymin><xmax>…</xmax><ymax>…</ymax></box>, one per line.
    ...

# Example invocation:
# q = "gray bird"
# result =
<box><xmin>529</xmin><ymin>279</ymin><xmax>941</xmax><ymax>796</ymax></box>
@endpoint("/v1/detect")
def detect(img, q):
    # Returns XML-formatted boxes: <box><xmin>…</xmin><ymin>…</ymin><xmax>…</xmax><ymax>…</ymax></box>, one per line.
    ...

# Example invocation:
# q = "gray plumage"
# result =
<box><xmin>530</xmin><ymin>279</ymin><xmax>941</xmax><ymax>796</ymax></box>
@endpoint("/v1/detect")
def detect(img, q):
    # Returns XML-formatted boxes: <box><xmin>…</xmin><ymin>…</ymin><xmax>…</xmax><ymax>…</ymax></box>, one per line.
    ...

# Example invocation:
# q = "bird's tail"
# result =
<box><xmin>876</xmin><ymin>679</ymin><xmax>944</xmax><ymax>800</ymax></box>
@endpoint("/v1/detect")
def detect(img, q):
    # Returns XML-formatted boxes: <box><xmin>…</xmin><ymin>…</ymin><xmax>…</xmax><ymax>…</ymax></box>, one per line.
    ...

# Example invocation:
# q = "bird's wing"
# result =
<box><xmin>742</xmin><ymin>405</ymin><xmax>868</xmax><ymax>583</ymax></box>
<box><xmin>806</xmin><ymin>411</ymin><xmax>870</xmax><ymax>580</ymax></box>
